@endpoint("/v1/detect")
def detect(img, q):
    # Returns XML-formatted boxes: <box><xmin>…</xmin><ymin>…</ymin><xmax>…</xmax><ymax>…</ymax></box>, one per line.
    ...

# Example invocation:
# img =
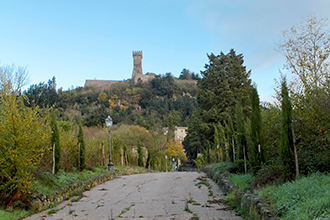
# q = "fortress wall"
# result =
<box><xmin>134</xmin><ymin>72</ymin><xmax>156</xmax><ymax>83</ymax></box>
<box><xmin>85</xmin><ymin>80</ymin><xmax>122</xmax><ymax>91</ymax></box>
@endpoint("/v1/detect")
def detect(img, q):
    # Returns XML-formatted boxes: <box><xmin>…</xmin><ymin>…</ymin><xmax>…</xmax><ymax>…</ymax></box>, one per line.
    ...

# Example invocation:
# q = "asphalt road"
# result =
<box><xmin>25</xmin><ymin>172</ymin><xmax>242</xmax><ymax>220</ymax></box>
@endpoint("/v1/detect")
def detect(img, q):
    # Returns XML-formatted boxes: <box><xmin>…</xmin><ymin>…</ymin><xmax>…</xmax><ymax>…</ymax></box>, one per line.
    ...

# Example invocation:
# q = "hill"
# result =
<box><xmin>23</xmin><ymin>72</ymin><xmax>199</xmax><ymax>131</ymax></box>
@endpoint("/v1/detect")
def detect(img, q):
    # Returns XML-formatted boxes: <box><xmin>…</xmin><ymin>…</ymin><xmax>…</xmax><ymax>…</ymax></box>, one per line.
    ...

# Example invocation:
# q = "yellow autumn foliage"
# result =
<box><xmin>0</xmin><ymin>90</ymin><xmax>49</xmax><ymax>205</ymax></box>
<box><xmin>165</xmin><ymin>140</ymin><xmax>187</xmax><ymax>161</ymax></box>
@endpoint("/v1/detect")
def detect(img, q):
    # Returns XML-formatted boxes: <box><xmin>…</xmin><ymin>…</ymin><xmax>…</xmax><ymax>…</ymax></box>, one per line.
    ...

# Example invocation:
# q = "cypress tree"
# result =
<box><xmin>236</xmin><ymin>101</ymin><xmax>247</xmax><ymax>172</ymax></box>
<box><xmin>78</xmin><ymin>123</ymin><xmax>86</xmax><ymax>171</ymax></box>
<box><xmin>280</xmin><ymin>78</ymin><xmax>295</xmax><ymax>181</ymax></box>
<box><xmin>50</xmin><ymin>110</ymin><xmax>61</xmax><ymax>174</ymax></box>
<box><xmin>251</xmin><ymin>86</ymin><xmax>263</xmax><ymax>173</ymax></box>
<box><xmin>137</xmin><ymin>141</ymin><xmax>143</xmax><ymax>167</ymax></box>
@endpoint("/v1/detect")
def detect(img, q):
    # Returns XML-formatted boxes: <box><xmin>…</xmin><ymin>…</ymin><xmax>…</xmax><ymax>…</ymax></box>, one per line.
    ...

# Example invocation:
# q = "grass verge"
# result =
<box><xmin>0</xmin><ymin>209</ymin><xmax>29</xmax><ymax>220</ymax></box>
<box><xmin>256</xmin><ymin>172</ymin><xmax>330</xmax><ymax>219</ymax></box>
<box><xmin>31</xmin><ymin>166</ymin><xmax>109</xmax><ymax>195</ymax></box>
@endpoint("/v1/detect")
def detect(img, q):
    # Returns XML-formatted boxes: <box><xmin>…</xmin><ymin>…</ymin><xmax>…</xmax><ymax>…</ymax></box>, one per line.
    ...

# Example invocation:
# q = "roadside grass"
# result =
<box><xmin>207</xmin><ymin>162</ymin><xmax>254</xmax><ymax>192</ymax></box>
<box><xmin>47</xmin><ymin>209</ymin><xmax>59</xmax><ymax>216</ymax></box>
<box><xmin>227</xmin><ymin>173</ymin><xmax>253</xmax><ymax>192</ymax></box>
<box><xmin>0</xmin><ymin>208</ymin><xmax>29</xmax><ymax>220</ymax></box>
<box><xmin>31</xmin><ymin>166</ymin><xmax>109</xmax><ymax>195</ymax></box>
<box><xmin>256</xmin><ymin>172</ymin><xmax>330</xmax><ymax>219</ymax></box>
<box><xmin>208</xmin><ymin>163</ymin><xmax>330</xmax><ymax>219</ymax></box>
<box><xmin>113</xmin><ymin>166</ymin><xmax>129</xmax><ymax>171</ymax></box>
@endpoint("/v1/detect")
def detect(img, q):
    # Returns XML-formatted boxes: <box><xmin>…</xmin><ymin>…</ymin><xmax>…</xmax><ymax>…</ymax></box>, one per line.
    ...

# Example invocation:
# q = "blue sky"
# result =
<box><xmin>1</xmin><ymin>0</ymin><xmax>329</xmax><ymax>102</ymax></box>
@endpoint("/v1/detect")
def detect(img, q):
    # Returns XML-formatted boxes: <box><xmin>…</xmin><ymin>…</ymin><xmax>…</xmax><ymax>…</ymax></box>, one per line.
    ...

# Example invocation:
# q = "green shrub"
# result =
<box><xmin>193</xmin><ymin>156</ymin><xmax>205</xmax><ymax>170</ymax></box>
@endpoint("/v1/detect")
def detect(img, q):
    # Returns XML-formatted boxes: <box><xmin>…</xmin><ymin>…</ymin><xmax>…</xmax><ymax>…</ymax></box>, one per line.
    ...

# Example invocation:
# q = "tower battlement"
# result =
<box><xmin>132</xmin><ymin>51</ymin><xmax>143</xmax><ymax>58</ymax></box>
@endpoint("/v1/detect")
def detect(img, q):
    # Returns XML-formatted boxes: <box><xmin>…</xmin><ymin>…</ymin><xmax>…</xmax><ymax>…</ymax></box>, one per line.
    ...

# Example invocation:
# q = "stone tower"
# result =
<box><xmin>132</xmin><ymin>51</ymin><xmax>143</xmax><ymax>83</ymax></box>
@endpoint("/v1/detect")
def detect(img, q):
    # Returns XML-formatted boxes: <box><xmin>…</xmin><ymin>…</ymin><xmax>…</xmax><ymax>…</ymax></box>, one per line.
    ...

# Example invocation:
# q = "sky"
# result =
<box><xmin>1</xmin><ymin>0</ymin><xmax>330</xmax><ymax>102</ymax></box>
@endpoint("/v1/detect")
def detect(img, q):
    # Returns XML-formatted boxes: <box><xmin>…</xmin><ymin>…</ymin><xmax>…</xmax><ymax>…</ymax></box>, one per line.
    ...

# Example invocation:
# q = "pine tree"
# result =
<box><xmin>78</xmin><ymin>123</ymin><xmax>86</xmax><ymax>171</ymax></box>
<box><xmin>280</xmin><ymin>78</ymin><xmax>295</xmax><ymax>181</ymax></box>
<box><xmin>250</xmin><ymin>86</ymin><xmax>263</xmax><ymax>173</ymax></box>
<box><xmin>50</xmin><ymin>110</ymin><xmax>61</xmax><ymax>173</ymax></box>
<box><xmin>197</xmin><ymin>49</ymin><xmax>252</xmax><ymax>146</ymax></box>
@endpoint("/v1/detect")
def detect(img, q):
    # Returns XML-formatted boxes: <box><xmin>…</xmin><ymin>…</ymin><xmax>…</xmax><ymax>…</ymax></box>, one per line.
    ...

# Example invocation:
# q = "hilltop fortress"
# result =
<box><xmin>84</xmin><ymin>51</ymin><xmax>196</xmax><ymax>91</ymax></box>
<box><xmin>85</xmin><ymin>51</ymin><xmax>156</xmax><ymax>90</ymax></box>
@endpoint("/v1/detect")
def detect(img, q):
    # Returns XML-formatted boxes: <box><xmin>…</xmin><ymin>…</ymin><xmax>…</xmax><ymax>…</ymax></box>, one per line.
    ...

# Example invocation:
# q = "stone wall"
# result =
<box><xmin>29</xmin><ymin>168</ymin><xmax>150</xmax><ymax>213</ymax></box>
<box><xmin>84</xmin><ymin>80</ymin><xmax>123</xmax><ymax>91</ymax></box>
<box><xmin>201</xmin><ymin>167</ymin><xmax>275</xmax><ymax>220</ymax></box>
<box><xmin>132</xmin><ymin>72</ymin><xmax>156</xmax><ymax>83</ymax></box>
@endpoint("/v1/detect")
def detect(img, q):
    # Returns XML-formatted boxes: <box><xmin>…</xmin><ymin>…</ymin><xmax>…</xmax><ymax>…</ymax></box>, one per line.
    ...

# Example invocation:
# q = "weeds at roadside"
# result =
<box><xmin>184</xmin><ymin>199</ymin><xmax>192</xmax><ymax>213</ymax></box>
<box><xmin>47</xmin><ymin>209</ymin><xmax>59</xmax><ymax>216</ymax></box>
<box><xmin>208</xmin><ymin>189</ymin><xmax>213</xmax><ymax>197</ymax></box>
<box><xmin>119</xmin><ymin>206</ymin><xmax>130</xmax><ymax>216</ymax></box>
<box><xmin>187</xmin><ymin>192</ymin><xmax>196</xmax><ymax>204</ymax></box>
<box><xmin>118</xmin><ymin>203</ymin><xmax>135</xmax><ymax>217</ymax></box>
<box><xmin>191</xmin><ymin>213</ymin><xmax>199</xmax><ymax>220</ymax></box>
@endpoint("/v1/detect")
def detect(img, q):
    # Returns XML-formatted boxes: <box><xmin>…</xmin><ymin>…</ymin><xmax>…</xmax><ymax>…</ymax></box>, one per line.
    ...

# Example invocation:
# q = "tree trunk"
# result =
<box><xmin>232</xmin><ymin>135</ymin><xmax>235</xmax><ymax>162</ymax></box>
<box><xmin>243</xmin><ymin>144</ymin><xmax>247</xmax><ymax>174</ymax></box>
<box><xmin>292</xmin><ymin>123</ymin><xmax>299</xmax><ymax>179</ymax></box>
<box><xmin>121</xmin><ymin>147</ymin><xmax>124</xmax><ymax>166</ymax></box>
<box><xmin>78</xmin><ymin>143</ymin><xmax>80</xmax><ymax>170</ymax></box>
<box><xmin>225</xmin><ymin>143</ymin><xmax>229</xmax><ymax>161</ymax></box>
<box><xmin>52</xmin><ymin>143</ymin><xmax>55</xmax><ymax>175</ymax></box>
<box><xmin>101</xmin><ymin>143</ymin><xmax>105</xmax><ymax>166</ymax></box>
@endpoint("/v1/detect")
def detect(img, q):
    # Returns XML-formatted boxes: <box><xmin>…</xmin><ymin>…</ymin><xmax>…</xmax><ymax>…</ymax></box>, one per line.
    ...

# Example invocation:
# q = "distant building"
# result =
<box><xmin>174</xmin><ymin>126</ymin><xmax>188</xmax><ymax>143</ymax></box>
<box><xmin>162</xmin><ymin>127</ymin><xmax>169</xmax><ymax>135</ymax></box>
<box><xmin>84</xmin><ymin>51</ymin><xmax>156</xmax><ymax>91</ymax></box>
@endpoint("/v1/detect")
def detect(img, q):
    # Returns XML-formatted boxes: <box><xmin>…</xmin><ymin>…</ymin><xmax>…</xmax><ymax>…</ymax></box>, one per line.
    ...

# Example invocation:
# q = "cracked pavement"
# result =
<box><xmin>24</xmin><ymin>172</ymin><xmax>242</xmax><ymax>220</ymax></box>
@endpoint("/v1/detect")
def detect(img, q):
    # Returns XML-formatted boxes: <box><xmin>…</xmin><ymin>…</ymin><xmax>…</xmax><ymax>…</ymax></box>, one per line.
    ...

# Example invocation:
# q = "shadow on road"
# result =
<box><xmin>182</xmin><ymin>164</ymin><xmax>197</xmax><ymax>172</ymax></box>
